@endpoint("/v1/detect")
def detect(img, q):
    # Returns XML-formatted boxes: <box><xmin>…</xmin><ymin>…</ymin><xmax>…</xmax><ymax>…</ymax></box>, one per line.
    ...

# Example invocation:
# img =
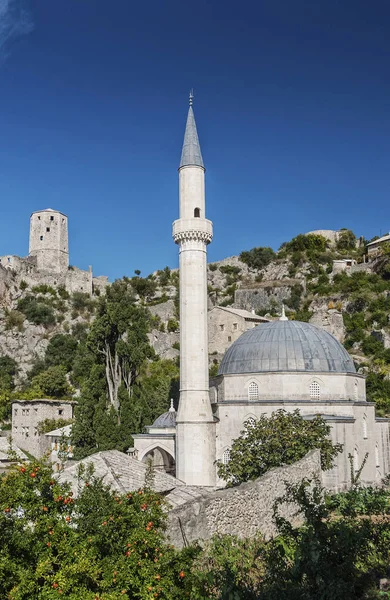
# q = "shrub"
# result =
<box><xmin>57</xmin><ymin>285</ymin><xmax>70</xmax><ymax>299</ymax></box>
<box><xmin>167</xmin><ymin>318</ymin><xmax>179</xmax><ymax>333</ymax></box>
<box><xmin>31</xmin><ymin>366</ymin><xmax>71</xmax><ymax>398</ymax></box>
<box><xmin>4</xmin><ymin>309</ymin><xmax>25</xmax><ymax>331</ymax></box>
<box><xmin>45</xmin><ymin>334</ymin><xmax>78</xmax><ymax>372</ymax></box>
<box><xmin>336</xmin><ymin>228</ymin><xmax>357</xmax><ymax>251</ymax></box>
<box><xmin>283</xmin><ymin>233</ymin><xmax>328</xmax><ymax>254</ymax></box>
<box><xmin>19</xmin><ymin>280</ymin><xmax>28</xmax><ymax>291</ymax></box>
<box><xmin>239</xmin><ymin>247</ymin><xmax>276</xmax><ymax>270</ymax></box>
<box><xmin>71</xmin><ymin>291</ymin><xmax>93</xmax><ymax>312</ymax></box>
<box><xmin>31</xmin><ymin>284</ymin><xmax>57</xmax><ymax>296</ymax></box>
<box><xmin>17</xmin><ymin>296</ymin><xmax>56</xmax><ymax>327</ymax></box>
<box><xmin>209</xmin><ymin>263</ymin><xmax>218</xmax><ymax>271</ymax></box>
<box><xmin>36</xmin><ymin>417</ymin><xmax>73</xmax><ymax>435</ymax></box>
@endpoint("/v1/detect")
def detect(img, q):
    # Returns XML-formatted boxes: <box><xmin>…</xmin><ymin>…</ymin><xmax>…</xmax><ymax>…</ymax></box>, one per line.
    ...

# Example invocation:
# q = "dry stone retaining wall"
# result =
<box><xmin>166</xmin><ymin>450</ymin><xmax>321</xmax><ymax>548</ymax></box>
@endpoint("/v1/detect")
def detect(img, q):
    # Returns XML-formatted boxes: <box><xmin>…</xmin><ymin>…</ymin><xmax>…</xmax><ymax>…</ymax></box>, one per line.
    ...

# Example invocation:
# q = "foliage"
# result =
<box><xmin>0</xmin><ymin>355</ymin><xmax>18</xmax><ymax>393</ymax></box>
<box><xmin>36</xmin><ymin>417</ymin><xmax>74</xmax><ymax>435</ymax></box>
<box><xmin>167</xmin><ymin>318</ymin><xmax>179</xmax><ymax>332</ymax></box>
<box><xmin>326</xmin><ymin>486</ymin><xmax>390</xmax><ymax>517</ymax></box>
<box><xmin>31</xmin><ymin>366</ymin><xmax>72</xmax><ymax>399</ymax></box>
<box><xmin>0</xmin><ymin>459</ymin><xmax>195</xmax><ymax>599</ymax></box>
<box><xmin>209</xmin><ymin>263</ymin><xmax>218</xmax><ymax>271</ymax></box>
<box><xmin>71</xmin><ymin>291</ymin><xmax>94</xmax><ymax>313</ymax></box>
<box><xmin>17</xmin><ymin>295</ymin><xmax>56</xmax><ymax>327</ymax></box>
<box><xmin>239</xmin><ymin>247</ymin><xmax>276</xmax><ymax>270</ymax></box>
<box><xmin>31</xmin><ymin>284</ymin><xmax>57</xmax><ymax>296</ymax></box>
<box><xmin>282</xmin><ymin>233</ymin><xmax>328</xmax><ymax>254</ymax></box>
<box><xmin>217</xmin><ymin>410</ymin><xmax>342</xmax><ymax>486</ymax></box>
<box><xmin>130</xmin><ymin>274</ymin><xmax>157</xmax><ymax>302</ymax></box>
<box><xmin>156</xmin><ymin>266</ymin><xmax>171</xmax><ymax>287</ymax></box>
<box><xmin>4</xmin><ymin>309</ymin><xmax>25</xmax><ymax>332</ymax></box>
<box><xmin>336</xmin><ymin>229</ymin><xmax>357</xmax><ymax>251</ymax></box>
<box><xmin>44</xmin><ymin>334</ymin><xmax>78</xmax><ymax>372</ymax></box>
<box><xmin>19</xmin><ymin>280</ymin><xmax>28</xmax><ymax>291</ymax></box>
<box><xmin>365</xmin><ymin>372</ymin><xmax>390</xmax><ymax>416</ymax></box>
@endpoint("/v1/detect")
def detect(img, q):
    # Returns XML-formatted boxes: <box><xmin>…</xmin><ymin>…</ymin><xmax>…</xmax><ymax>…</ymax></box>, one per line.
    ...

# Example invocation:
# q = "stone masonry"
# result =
<box><xmin>166</xmin><ymin>450</ymin><xmax>322</xmax><ymax>548</ymax></box>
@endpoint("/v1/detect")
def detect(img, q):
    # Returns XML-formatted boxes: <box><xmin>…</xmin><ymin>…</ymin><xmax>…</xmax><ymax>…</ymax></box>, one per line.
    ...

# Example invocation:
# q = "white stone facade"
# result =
<box><xmin>208</xmin><ymin>307</ymin><xmax>269</xmax><ymax>355</ymax></box>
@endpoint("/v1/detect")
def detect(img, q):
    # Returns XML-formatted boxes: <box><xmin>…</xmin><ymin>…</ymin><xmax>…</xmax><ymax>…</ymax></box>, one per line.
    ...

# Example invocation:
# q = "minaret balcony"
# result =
<box><xmin>172</xmin><ymin>218</ymin><xmax>213</xmax><ymax>245</ymax></box>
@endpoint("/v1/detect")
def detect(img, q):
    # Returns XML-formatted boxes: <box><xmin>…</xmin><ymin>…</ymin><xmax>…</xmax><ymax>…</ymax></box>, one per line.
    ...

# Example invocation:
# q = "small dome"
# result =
<box><xmin>151</xmin><ymin>400</ymin><xmax>176</xmax><ymax>428</ymax></box>
<box><xmin>219</xmin><ymin>320</ymin><xmax>355</xmax><ymax>375</ymax></box>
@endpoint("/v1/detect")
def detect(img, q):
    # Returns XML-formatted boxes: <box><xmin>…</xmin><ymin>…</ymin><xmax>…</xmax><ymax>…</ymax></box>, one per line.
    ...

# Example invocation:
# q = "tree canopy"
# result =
<box><xmin>217</xmin><ymin>409</ymin><xmax>342</xmax><ymax>486</ymax></box>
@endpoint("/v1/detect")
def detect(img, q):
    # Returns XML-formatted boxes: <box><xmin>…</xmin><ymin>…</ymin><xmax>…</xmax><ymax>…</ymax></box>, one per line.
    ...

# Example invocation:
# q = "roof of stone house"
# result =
<box><xmin>212</xmin><ymin>306</ymin><xmax>270</xmax><ymax>322</ymax></box>
<box><xmin>367</xmin><ymin>233</ymin><xmax>390</xmax><ymax>247</ymax></box>
<box><xmin>0</xmin><ymin>436</ymin><xmax>28</xmax><ymax>461</ymax></box>
<box><xmin>12</xmin><ymin>398</ymin><xmax>77</xmax><ymax>405</ymax></box>
<box><xmin>58</xmin><ymin>450</ymin><xmax>184</xmax><ymax>496</ymax></box>
<box><xmin>44</xmin><ymin>424</ymin><xmax>72</xmax><ymax>438</ymax></box>
<box><xmin>165</xmin><ymin>485</ymin><xmax>214</xmax><ymax>508</ymax></box>
<box><xmin>219</xmin><ymin>320</ymin><xmax>356</xmax><ymax>375</ymax></box>
<box><xmin>179</xmin><ymin>105</ymin><xmax>204</xmax><ymax>169</ymax></box>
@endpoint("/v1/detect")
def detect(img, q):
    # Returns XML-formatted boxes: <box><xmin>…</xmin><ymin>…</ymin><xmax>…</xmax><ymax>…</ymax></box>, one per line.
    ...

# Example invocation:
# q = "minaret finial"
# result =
<box><xmin>279</xmin><ymin>304</ymin><xmax>288</xmax><ymax>321</ymax></box>
<box><xmin>189</xmin><ymin>89</ymin><xmax>194</xmax><ymax>106</ymax></box>
<box><xmin>169</xmin><ymin>398</ymin><xmax>175</xmax><ymax>412</ymax></box>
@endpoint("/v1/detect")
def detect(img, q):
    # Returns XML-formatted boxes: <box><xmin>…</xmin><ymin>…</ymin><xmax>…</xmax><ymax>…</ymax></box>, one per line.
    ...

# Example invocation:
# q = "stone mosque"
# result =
<box><xmin>134</xmin><ymin>97</ymin><xmax>390</xmax><ymax>491</ymax></box>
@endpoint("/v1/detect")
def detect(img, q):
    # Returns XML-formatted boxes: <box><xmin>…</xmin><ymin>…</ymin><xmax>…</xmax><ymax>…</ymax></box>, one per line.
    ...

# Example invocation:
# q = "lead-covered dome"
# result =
<box><xmin>219</xmin><ymin>320</ymin><xmax>355</xmax><ymax>375</ymax></box>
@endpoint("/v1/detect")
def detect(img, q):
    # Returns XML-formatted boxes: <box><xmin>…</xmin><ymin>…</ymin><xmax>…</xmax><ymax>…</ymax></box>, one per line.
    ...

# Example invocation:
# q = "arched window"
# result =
<box><xmin>245</xmin><ymin>417</ymin><xmax>256</xmax><ymax>429</ymax></box>
<box><xmin>222</xmin><ymin>449</ymin><xmax>230</xmax><ymax>465</ymax></box>
<box><xmin>248</xmin><ymin>382</ymin><xmax>259</xmax><ymax>400</ymax></box>
<box><xmin>362</xmin><ymin>416</ymin><xmax>368</xmax><ymax>439</ymax></box>
<box><xmin>309</xmin><ymin>381</ymin><xmax>320</xmax><ymax>399</ymax></box>
<box><xmin>194</xmin><ymin>207</ymin><xmax>200</xmax><ymax>218</ymax></box>
<box><xmin>354</xmin><ymin>380</ymin><xmax>358</xmax><ymax>400</ymax></box>
<box><xmin>353</xmin><ymin>447</ymin><xmax>359</xmax><ymax>471</ymax></box>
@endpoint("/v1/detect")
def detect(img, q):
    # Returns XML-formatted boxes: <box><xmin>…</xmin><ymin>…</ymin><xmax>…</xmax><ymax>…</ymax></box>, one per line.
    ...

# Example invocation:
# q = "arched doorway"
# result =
<box><xmin>142</xmin><ymin>446</ymin><xmax>176</xmax><ymax>477</ymax></box>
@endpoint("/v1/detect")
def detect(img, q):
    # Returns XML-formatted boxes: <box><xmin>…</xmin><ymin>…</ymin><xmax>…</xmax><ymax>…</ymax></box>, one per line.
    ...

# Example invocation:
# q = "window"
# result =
<box><xmin>50</xmin><ymin>216</ymin><xmax>54</xmax><ymax>221</ymax></box>
<box><xmin>309</xmin><ymin>381</ymin><xmax>320</xmax><ymax>399</ymax></box>
<box><xmin>46</xmin><ymin>227</ymin><xmax>50</xmax><ymax>232</ymax></box>
<box><xmin>222</xmin><ymin>449</ymin><xmax>230</xmax><ymax>465</ymax></box>
<box><xmin>194</xmin><ymin>207</ymin><xmax>200</xmax><ymax>217</ymax></box>
<box><xmin>40</xmin><ymin>236</ymin><xmax>43</xmax><ymax>241</ymax></box>
<box><xmin>38</xmin><ymin>216</ymin><xmax>40</xmax><ymax>220</ymax></box>
<box><xmin>248</xmin><ymin>381</ymin><xmax>259</xmax><ymax>400</ymax></box>
<box><xmin>7</xmin><ymin>257</ymin><xmax>10</xmax><ymax>263</ymax></box>
<box><xmin>228</xmin><ymin>336</ymin><xmax>232</xmax><ymax>342</ymax></box>
<box><xmin>58</xmin><ymin>409</ymin><xmax>63</xmax><ymax>416</ymax></box>
<box><xmin>375</xmin><ymin>444</ymin><xmax>380</xmax><ymax>467</ymax></box>
<box><xmin>354</xmin><ymin>380</ymin><xmax>358</xmax><ymax>400</ymax></box>
<box><xmin>233</xmin><ymin>323</ymin><xmax>238</xmax><ymax>330</ymax></box>
<box><xmin>362</xmin><ymin>417</ymin><xmax>368</xmax><ymax>439</ymax></box>
<box><xmin>219</xmin><ymin>324</ymin><xmax>225</xmax><ymax>331</ymax></box>
<box><xmin>14</xmin><ymin>409</ymin><xmax>17</xmax><ymax>416</ymax></box>
<box><xmin>353</xmin><ymin>447</ymin><xmax>359</xmax><ymax>471</ymax></box>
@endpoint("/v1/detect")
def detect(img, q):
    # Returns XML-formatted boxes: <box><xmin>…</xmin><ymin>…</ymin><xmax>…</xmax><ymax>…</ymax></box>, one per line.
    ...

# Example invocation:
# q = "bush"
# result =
<box><xmin>17</xmin><ymin>296</ymin><xmax>56</xmax><ymax>327</ymax></box>
<box><xmin>167</xmin><ymin>318</ymin><xmax>179</xmax><ymax>333</ymax></box>
<box><xmin>31</xmin><ymin>284</ymin><xmax>57</xmax><ymax>296</ymax></box>
<box><xmin>209</xmin><ymin>263</ymin><xmax>218</xmax><ymax>271</ymax></box>
<box><xmin>4</xmin><ymin>309</ymin><xmax>25</xmax><ymax>331</ymax></box>
<box><xmin>57</xmin><ymin>285</ymin><xmax>70</xmax><ymax>299</ymax></box>
<box><xmin>71</xmin><ymin>291</ymin><xmax>93</xmax><ymax>312</ymax></box>
<box><xmin>19</xmin><ymin>280</ymin><xmax>28</xmax><ymax>291</ymax></box>
<box><xmin>31</xmin><ymin>366</ymin><xmax>71</xmax><ymax>398</ymax></box>
<box><xmin>36</xmin><ymin>417</ymin><xmax>73</xmax><ymax>435</ymax></box>
<box><xmin>239</xmin><ymin>247</ymin><xmax>276</xmax><ymax>270</ymax></box>
<box><xmin>283</xmin><ymin>233</ymin><xmax>328</xmax><ymax>254</ymax></box>
<box><xmin>45</xmin><ymin>334</ymin><xmax>78</xmax><ymax>371</ymax></box>
<box><xmin>336</xmin><ymin>229</ymin><xmax>356</xmax><ymax>251</ymax></box>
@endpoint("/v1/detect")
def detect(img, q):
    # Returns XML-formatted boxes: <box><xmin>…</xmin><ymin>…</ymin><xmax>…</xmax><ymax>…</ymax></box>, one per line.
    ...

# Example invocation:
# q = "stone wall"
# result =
<box><xmin>166</xmin><ymin>450</ymin><xmax>322</xmax><ymax>548</ymax></box>
<box><xmin>234</xmin><ymin>279</ymin><xmax>304</xmax><ymax>312</ymax></box>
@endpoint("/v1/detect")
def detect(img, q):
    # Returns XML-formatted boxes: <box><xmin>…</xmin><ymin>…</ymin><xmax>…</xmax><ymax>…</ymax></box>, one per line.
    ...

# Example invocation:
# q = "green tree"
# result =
<box><xmin>239</xmin><ymin>246</ymin><xmax>276</xmax><ymax>270</ymax></box>
<box><xmin>0</xmin><ymin>459</ymin><xmax>195</xmax><ymax>599</ymax></box>
<box><xmin>31</xmin><ymin>366</ymin><xmax>71</xmax><ymax>398</ymax></box>
<box><xmin>87</xmin><ymin>280</ymin><xmax>154</xmax><ymax>412</ymax></box>
<box><xmin>217</xmin><ymin>409</ymin><xmax>342</xmax><ymax>486</ymax></box>
<box><xmin>0</xmin><ymin>356</ymin><xmax>17</xmax><ymax>394</ymax></box>
<box><xmin>336</xmin><ymin>228</ymin><xmax>357</xmax><ymax>251</ymax></box>
<box><xmin>45</xmin><ymin>334</ymin><xmax>78</xmax><ymax>371</ymax></box>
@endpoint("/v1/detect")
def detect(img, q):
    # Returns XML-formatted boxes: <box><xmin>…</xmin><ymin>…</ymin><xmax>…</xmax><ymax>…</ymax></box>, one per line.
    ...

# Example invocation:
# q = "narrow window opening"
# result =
<box><xmin>40</xmin><ymin>236</ymin><xmax>43</xmax><ymax>241</ymax></box>
<box><xmin>46</xmin><ymin>227</ymin><xmax>50</xmax><ymax>232</ymax></box>
<box><xmin>38</xmin><ymin>216</ymin><xmax>40</xmax><ymax>220</ymax></box>
<box><xmin>219</xmin><ymin>324</ymin><xmax>224</xmax><ymax>331</ymax></box>
<box><xmin>222</xmin><ymin>449</ymin><xmax>230</xmax><ymax>465</ymax></box>
<box><xmin>363</xmin><ymin>417</ymin><xmax>368</xmax><ymax>439</ymax></box>
<box><xmin>58</xmin><ymin>409</ymin><xmax>63</xmax><ymax>416</ymax></box>
<box><xmin>309</xmin><ymin>381</ymin><xmax>320</xmax><ymax>399</ymax></box>
<box><xmin>248</xmin><ymin>382</ymin><xmax>259</xmax><ymax>400</ymax></box>
<box><xmin>50</xmin><ymin>216</ymin><xmax>54</xmax><ymax>221</ymax></box>
<box><xmin>227</xmin><ymin>336</ymin><xmax>232</xmax><ymax>342</ymax></box>
<box><xmin>233</xmin><ymin>323</ymin><xmax>238</xmax><ymax>330</ymax></box>
<box><xmin>375</xmin><ymin>444</ymin><xmax>380</xmax><ymax>467</ymax></box>
<box><xmin>194</xmin><ymin>207</ymin><xmax>201</xmax><ymax>218</ymax></box>
<box><xmin>354</xmin><ymin>380</ymin><xmax>358</xmax><ymax>400</ymax></box>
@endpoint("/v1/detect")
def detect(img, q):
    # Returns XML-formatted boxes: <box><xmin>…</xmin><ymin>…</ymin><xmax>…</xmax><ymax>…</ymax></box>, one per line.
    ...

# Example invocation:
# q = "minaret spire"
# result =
<box><xmin>179</xmin><ymin>93</ymin><xmax>204</xmax><ymax>169</ymax></box>
<box><xmin>173</xmin><ymin>95</ymin><xmax>215</xmax><ymax>487</ymax></box>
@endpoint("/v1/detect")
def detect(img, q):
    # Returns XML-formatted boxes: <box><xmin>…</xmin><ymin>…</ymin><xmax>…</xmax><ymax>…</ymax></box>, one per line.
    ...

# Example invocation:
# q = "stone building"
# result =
<box><xmin>367</xmin><ymin>233</ymin><xmax>390</xmax><ymax>258</ymax></box>
<box><xmin>133</xmin><ymin>96</ymin><xmax>390</xmax><ymax>492</ymax></box>
<box><xmin>29</xmin><ymin>209</ymin><xmax>69</xmax><ymax>272</ymax></box>
<box><xmin>44</xmin><ymin>423</ymin><xmax>73</xmax><ymax>468</ymax></box>
<box><xmin>0</xmin><ymin>209</ymin><xmax>108</xmax><ymax>295</ymax></box>
<box><xmin>208</xmin><ymin>306</ymin><xmax>269</xmax><ymax>355</ymax></box>
<box><xmin>11</xmin><ymin>399</ymin><xmax>76</xmax><ymax>458</ymax></box>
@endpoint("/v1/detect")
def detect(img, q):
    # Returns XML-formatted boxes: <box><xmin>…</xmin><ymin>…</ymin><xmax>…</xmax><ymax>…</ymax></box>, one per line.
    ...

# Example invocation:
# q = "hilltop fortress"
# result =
<box><xmin>0</xmin><ymin>209</ymin><xmax>108</xmax><ymax>296</ymax></box>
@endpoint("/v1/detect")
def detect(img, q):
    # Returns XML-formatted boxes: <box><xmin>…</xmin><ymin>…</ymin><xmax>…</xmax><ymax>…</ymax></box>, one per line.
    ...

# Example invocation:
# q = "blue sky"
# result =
<box><xmin>0</xmin><ymin>0</ymin><xmax>389</xmax><ymax>280</ymax></box>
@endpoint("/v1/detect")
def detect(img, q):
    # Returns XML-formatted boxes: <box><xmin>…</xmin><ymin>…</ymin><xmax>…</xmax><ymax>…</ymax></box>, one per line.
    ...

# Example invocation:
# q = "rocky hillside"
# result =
<box><xmin>1</xmin><ymin>227</ymin><xmax>390</xmax><ymax>430</ymax></box>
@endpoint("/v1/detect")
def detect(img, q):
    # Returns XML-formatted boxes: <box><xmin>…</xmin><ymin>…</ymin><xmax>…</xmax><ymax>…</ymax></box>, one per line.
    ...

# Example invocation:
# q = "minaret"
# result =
<box><xmin>173</xmin><ymin>94</ymin><xmax>216</xmax><ymax>486</ymax></box>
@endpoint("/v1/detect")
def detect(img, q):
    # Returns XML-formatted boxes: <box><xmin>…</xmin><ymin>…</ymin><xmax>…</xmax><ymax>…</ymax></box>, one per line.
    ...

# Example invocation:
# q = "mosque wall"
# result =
<box><xmin>212</xmin><ymin>371</ymin><xmax>366</xmax><ymax>403</ymax></box>
<box><xmin>166</xmin><ymin>450</ymin><xmax>322</xmax><ymax>548</ymax></box>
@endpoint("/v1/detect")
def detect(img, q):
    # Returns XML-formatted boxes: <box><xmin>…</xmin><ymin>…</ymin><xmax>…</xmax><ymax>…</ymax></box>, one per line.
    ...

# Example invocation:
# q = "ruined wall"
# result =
<box><xmin>166</xmin><ymin>450</ymin><xmax>321</xmax><ymax>548</ymax></box>
<box><xmin>234</xmin><ymin>279</ymin><xmax>304</xmax><ymax>312</ymax></box>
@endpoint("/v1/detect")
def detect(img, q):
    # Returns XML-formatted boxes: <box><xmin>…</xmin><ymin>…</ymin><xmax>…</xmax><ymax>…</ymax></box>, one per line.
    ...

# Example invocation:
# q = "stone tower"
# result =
<box><xmin>29</xmin><ymin>209</ymin><xmax>69</xmax><ymax>272</ymax></box>
<box><xmin>173</xmin><ymin>96</ymin><xmax>216</xmax><ymax>486</ymax></box>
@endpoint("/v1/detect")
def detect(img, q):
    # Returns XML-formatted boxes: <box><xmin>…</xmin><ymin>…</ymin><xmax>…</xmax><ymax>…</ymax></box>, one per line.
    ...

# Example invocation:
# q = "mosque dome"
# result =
<box><xmin>151</xmin><ymin>400</ymin><xmax>176</xmax><ymax>428</ymax></box>
<box><xmin>218</xmin><ymin>320</ymin><xmax>355</xmax><ymax>375</ymax></box>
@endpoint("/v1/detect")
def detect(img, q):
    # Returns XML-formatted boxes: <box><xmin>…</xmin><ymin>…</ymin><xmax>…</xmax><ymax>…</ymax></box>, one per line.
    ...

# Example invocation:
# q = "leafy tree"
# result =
<box><xmin>0</xmin><ymin>459</ymin><xmax>195</xmax><ymax>599</ymax></box>
<box><xmin>17</xmin><ymin>295</ymin><xmax>56</xmax><ymax>326</ymax></box>
<box><xmin>239</xmin><ymin>246</ymin><xmax>276</xmax><ymax>270</ymax></box>
<box><xmin>31</xmin><ymin>366</ymin><xmax>71</xmax><ymax>398</ymax></box>
<box><xmin>282</xmin><ymin>233</ymin><xmax>328</xmax><ymax>254</ymax></box>
<box><xmin>87</xmin><ymin>280</ymin><xmax>154</xmax><ymax>411</ymax></box>
<box><xmin>36</xmin><ymin>417</ymin><xmax>73</xmax><ymax>435</ymax></box>
<box><xmin>336</xmin><ymin>229</ymin><xmax>357</xmax><ymax>251</ymax></box>
<box><xmin>45</xmin><ymin>334</ymin><xmax>78</xmax><ymax>371</ymax></box>
<box><xmin>217</xmin><ymin>409</ymin><xmax>342</xmax><ymax>486</ymax></box>
<box><xmin>0</xmin><ymin>356</ymin><xmax>17</xmax><ymax>393</ymax></box>
<box><xmin>130</xmin><ymin>274</ymin><xmax>157</xmax><ymax>302</ymax></box>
